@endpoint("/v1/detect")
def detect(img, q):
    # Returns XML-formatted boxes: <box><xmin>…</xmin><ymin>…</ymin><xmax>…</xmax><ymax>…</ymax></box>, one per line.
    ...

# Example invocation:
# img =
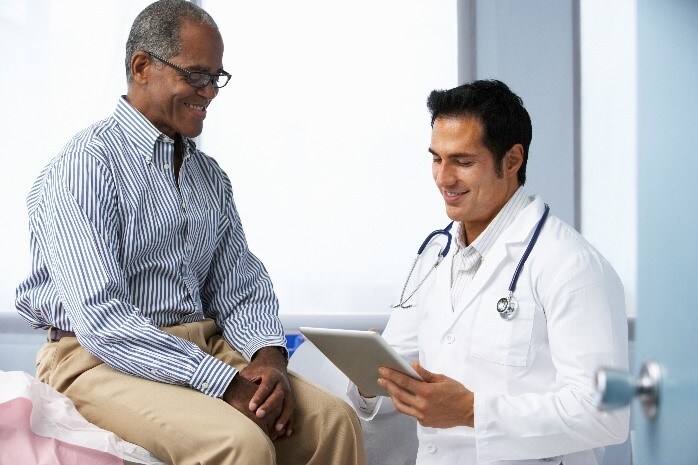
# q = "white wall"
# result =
<box><xmin>200</xmin><ymin>0</ymin><xmax>457</xmax><ymax>315</ymax></box>
<box><xmin>0</xmin><ymin>0</ymin><xmax>152</xmax><ymax>313</ymax></box>
<box><xmin>0</xmin><ymin>1</ymin><xmax>637</xmax><ymax>320</ymax></box>
<box><xmin>0</xmin><ymin>1</ymin><xmax>457</xmax><ymax>317</ymax></box>
<box><xmin>580</xmin><ymin>0</ymin><xmax>637</xmax><ymax>316</ymax></box>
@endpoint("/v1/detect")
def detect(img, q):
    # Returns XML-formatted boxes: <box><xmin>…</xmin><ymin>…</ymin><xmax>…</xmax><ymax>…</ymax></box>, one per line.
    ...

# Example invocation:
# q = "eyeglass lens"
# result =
<box><xmin>188</xmin><ymin>73</ymin><xmax>229</xmax><ymax>89</ymax></box>
<box><xmin>147</xmin><ymin>51</ymin><xmax>230</xmax><ymax>89</ymax></box>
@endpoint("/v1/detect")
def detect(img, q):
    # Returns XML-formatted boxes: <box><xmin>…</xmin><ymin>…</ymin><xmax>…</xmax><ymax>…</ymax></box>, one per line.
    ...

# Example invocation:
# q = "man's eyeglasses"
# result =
<box><xmin>147</xmin><ymin>51</ymin><xmax>231</xmax><ymax>89</ymax></box>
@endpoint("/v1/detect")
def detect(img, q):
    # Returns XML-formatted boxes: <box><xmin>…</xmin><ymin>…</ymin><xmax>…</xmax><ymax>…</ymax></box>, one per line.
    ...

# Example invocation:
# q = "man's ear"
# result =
<box><xmin>504</xmin><ymin>143</ymin><xmax>524</xmax><ymax>178</ymax></box>
<box><xmin>130</xmin><ymin>51</ymin><xmax>152</xmax><ymax>85</ymax></box>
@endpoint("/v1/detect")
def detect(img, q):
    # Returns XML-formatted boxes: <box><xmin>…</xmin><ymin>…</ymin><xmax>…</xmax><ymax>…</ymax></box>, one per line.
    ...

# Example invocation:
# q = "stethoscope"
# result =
<box><xmin>392</xmin><ymin>204</ymin><xmax>550</xmax><ymax>321</ymax></box>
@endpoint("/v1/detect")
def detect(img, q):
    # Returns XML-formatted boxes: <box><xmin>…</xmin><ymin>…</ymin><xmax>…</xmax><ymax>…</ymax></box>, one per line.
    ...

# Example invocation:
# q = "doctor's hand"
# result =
<box><xmin>240</xmin><ymin>346</ymin><xmax>295</xmax><ymax>439</ymax></box>
<box><xmin>377</xmin><ymin>361</ymin><xmax>474</xmax><ymax>428</ymax></box>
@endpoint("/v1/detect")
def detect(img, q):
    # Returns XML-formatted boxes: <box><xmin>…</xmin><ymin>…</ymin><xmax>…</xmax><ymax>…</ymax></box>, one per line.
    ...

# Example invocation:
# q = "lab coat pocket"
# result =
<box><xmin>469</xmin><ymin>294</ymin><xmax>535</xmax><ymax>367</ymax></box>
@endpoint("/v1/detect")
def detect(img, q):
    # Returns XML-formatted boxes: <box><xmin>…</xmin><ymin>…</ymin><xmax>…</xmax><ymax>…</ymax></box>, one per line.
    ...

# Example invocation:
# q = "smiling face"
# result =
<box><xmin>430</xmin><ymin>115</ymin><xmax>523</xmax><ymax>244</ymax></box>
<box><xmin>127</xmin><ymin>20</ymin><xmax>224</xmax><ymax>138</ymax></box>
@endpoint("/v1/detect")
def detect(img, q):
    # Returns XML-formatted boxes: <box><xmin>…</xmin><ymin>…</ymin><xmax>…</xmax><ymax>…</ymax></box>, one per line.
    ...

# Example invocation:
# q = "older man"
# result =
<box><xmin>16</xmin><ymin>1</ymin><xmax>364</xmax><ymax>464</ymax></box>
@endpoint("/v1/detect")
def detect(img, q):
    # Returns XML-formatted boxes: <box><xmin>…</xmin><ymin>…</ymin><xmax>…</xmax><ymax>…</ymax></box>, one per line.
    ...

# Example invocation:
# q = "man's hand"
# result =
<box><xmin>222</xmin><ymin>373</ymin><xmax>283</xmax><ymax>440</ymax></box>
<box><xmin>240</xmin><ymin>346</ymin><xmax>295</xmax><ymax>438</ymax></box>
<box><xmin>377</xmin><ymin>361</ymin><xmax>474</xmax><ymax>428</ymax></box>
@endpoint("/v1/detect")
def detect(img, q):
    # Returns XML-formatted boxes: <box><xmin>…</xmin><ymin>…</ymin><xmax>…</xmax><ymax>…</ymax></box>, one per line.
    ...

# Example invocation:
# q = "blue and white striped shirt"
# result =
<box><xmin>15</xmin><ymin>97</ymin><xmax>285</xmax><ymax>398</ymax></box>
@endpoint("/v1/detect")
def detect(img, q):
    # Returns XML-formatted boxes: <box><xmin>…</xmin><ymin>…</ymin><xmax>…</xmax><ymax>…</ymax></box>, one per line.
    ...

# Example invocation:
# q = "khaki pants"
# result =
<box><xmin>36</xmin><ymin>320</ymin><xmax>365</xmax><ymax>465</ymax></box>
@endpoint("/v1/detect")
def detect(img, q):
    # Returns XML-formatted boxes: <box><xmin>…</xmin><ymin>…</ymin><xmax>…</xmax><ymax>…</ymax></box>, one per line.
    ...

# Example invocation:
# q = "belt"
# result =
<box><xmin>47</xmin><ymin>327</ymin><xmax>76</xmax><ymax>342</ymax></box>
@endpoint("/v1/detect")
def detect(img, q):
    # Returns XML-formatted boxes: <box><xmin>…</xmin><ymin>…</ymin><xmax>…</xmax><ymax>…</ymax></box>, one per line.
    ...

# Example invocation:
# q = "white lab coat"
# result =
<box><xmin>349</xmin><ymin>195</ymin><xmax>630</xmax><ymax>465</ymax></box>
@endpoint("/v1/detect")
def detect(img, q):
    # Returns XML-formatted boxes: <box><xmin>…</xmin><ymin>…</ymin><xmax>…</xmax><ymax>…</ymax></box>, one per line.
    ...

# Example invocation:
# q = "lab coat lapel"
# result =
<box><xmin>450</xmin><ymin>197</ymin><xmax>546</xmax><ymax>319</ymax></box>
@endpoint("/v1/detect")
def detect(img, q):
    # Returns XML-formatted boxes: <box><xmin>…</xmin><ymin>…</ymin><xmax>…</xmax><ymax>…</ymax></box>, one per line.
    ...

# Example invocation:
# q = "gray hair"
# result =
<box><xmin>125</xmin><ymin>0</ymin><xmax>219</xmax><ymax>82</ymax></box>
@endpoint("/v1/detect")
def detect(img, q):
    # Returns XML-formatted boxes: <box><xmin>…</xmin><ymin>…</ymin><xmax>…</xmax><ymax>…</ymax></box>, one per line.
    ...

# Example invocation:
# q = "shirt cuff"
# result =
<box><xmin>242</xmin><ymin>336</ymin><xmax>287</xmax><ymax>362</ymax></box>
<box><xmin>346</xmin><ymin>381</ymin><xmax>390</xmax><ymax>420</ymax></box>
<box><xmin>190</xmin><ymin>353</ymin><xmax>238</xmax><ymax>398</ymax></box>
<box><xmin>252</xmin><ymin>344</ymin><xmax>289</xmax><ymax>363</ymax></box>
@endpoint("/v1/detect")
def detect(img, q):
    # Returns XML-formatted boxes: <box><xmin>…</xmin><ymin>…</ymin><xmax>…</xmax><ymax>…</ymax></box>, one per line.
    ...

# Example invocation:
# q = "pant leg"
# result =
<box><xmin>35</xmin><ymin>327</ymin><xmax>275</xmax><ymax>465</ymax></box>
<box><xmin>36</xmin><ymin>320</ymin><xmax>366</xmax><ymax>465</ymax></box>
<box><xmin>205</xmin><ymin>334</ymin><xmax>366</xmax><ymax>465</ymax></box>
<box><xmin>275</xmin><ymin>373</ymin><xmax>366</xmax><ymax>465</ymax></box>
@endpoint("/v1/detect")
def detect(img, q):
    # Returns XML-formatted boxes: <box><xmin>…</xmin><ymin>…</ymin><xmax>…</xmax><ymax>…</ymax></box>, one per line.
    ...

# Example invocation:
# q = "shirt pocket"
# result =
<box><xmin>468</xmin><ymin>293</ymin><xmax>536</xmax><ymax>367</ymax></box>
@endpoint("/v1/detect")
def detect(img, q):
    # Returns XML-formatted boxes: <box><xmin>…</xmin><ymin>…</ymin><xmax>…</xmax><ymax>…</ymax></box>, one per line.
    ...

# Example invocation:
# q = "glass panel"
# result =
<box><xmin>201</xmin><ymin>0</ymin><xmax>457</xmax><ymax>315</ymax></box>
<box><xmin>0</xmin><ymin>0</ymin><xmax>152</xmax><ymax>312</ymax></box>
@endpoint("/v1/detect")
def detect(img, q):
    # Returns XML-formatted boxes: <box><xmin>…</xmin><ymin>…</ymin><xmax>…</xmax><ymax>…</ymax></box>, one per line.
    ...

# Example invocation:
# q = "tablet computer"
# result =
<box><xmin>298</xmin><ymin>327</ymin><xmax>421</xmax><ymax>397</ymax></box>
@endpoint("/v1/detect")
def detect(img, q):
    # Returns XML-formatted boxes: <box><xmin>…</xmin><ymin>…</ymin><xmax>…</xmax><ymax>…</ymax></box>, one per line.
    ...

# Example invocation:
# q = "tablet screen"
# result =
<box><xmin>299</xmin><ymin>327</ymin><xmax>421</xmax><ymax>397</ymax></box>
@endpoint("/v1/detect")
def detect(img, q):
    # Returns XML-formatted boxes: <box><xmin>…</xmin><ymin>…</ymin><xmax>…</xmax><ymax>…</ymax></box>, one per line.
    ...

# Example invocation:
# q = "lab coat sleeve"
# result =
<box><xmin>345</xmin><ymin>382</ymin><xmax>396</xmax><ymax>420</ymax></box>
<box><xmin>473</xmin><ymin>248</ymin><xmax>630</xmax><ymax>462</ymax></box>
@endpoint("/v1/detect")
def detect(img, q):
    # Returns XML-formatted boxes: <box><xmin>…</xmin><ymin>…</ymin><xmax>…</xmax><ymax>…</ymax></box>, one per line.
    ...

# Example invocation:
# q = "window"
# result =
<box><xmin>0</xmin><ymin>1</ymin><xmax>457</xmax><ymax>316</ymax></box>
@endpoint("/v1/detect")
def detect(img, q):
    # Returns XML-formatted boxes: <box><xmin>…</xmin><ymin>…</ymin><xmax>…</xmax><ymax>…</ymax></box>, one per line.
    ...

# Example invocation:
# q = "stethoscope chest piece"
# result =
<box><xmin>496</xmin><ymin>294</ymin><xmax>519</xmax><ymax>320</ymax></box>
<box><xmin>495</xmin><ymin>203</ymin><xmax>550</xmax><ymax>321</ymax></box>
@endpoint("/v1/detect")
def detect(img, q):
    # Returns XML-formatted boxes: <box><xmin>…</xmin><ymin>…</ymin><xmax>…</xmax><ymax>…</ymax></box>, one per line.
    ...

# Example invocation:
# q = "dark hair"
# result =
<box><xmin>125</xmin><ymin>0</ymin><xmax>219</xmax><ymax>82</ymax></box>
<box><xmin>427</xmin><ymin>80</ymin><xmax>532</xmax><ymax>185</ymax></box>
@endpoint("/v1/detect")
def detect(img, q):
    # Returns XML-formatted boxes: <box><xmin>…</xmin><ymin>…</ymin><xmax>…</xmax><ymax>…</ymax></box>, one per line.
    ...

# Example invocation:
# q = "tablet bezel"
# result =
<box><xmin>298</xmin><ymin>327</ymin><xmax>421</xmax><ymax>397</ymax></box>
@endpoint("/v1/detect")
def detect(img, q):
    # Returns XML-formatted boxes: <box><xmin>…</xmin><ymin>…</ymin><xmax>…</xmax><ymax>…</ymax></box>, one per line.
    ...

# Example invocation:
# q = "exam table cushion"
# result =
<box><xmin>0</xmin><ymin>370</ymin><xmax>165</xmax><ymax>465</ymax></box>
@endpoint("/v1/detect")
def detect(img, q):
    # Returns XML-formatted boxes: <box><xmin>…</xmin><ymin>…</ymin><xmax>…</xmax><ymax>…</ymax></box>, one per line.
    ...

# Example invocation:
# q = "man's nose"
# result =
<box><xmin>436</xmin><ymin>162</ymin><xmax>456</xmax><ymax>186</ymax></box>
<box><xmin>197</xmin><ymin>82</ymin><xmax>218</xmax><ymax>100</ymax></box>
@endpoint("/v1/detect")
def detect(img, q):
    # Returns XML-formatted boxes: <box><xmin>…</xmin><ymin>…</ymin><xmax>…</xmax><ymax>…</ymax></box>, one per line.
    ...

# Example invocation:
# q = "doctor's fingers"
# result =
<box><xmin>378</xmin><ymin>377</ymin><xmax>424</xmax><ymax>409</ymax></box>
<box><xmin>412</xmin><ymin>361</ymin><xmax>440</xmax><ymax>383</ymax></box>
<box><xmin>384</xmin><ymin>378</ymin><xmax>470</xmax><ymax>428</ymax></box>
<box><xmin>382</xmin><ymin>380</ymin><xmax>430</xmax><ymax>423</ymax></box>
<box><xmin>378</xmin><ymin>366</ymin><xmax>424</xmax><ymax>392</ymax></box>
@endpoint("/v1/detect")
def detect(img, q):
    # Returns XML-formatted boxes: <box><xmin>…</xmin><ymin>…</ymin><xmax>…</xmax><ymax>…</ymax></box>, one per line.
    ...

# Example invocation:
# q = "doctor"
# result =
<box><xmin>348</xmin><ymin>80</ymin><xmax>629</xmax><ymax>464</ymax></box>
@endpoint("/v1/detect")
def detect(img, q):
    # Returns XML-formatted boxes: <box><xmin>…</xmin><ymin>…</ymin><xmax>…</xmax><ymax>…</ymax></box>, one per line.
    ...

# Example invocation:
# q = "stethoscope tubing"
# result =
<box><xmin>391</xmin><ymin>222</ymin><xmax>453</xmax><ymax>309</ymax></box>
<box><xmin>417</xmin><ymin>221</ymin><xmax>454</xmax><ymax>257</ymax></box>
<box><xmin>392</xmin><ymin>204</ymin><xmax>550</xmax><ymax>312</ymax></box>
<box><xmin>507</xmin><ymin>204</ymin><xmax>549</xmax><ymax>294</ymax></box>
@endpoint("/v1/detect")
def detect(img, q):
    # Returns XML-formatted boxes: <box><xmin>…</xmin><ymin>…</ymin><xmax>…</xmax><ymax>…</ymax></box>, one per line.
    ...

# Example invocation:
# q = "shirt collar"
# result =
<box><xmin>112</xmin><ymin>96</ymin><xmax>198</xmax><ymax>160</ymax></box>
<box><xmin>113</xmin><ymin>96</ymin><xmax>162</xmax><ymax>159</ymax></box>
<box><xmin>453</xmin><ymin>187</ymin><xmax>531</xmax><ymax>260</ymax></box>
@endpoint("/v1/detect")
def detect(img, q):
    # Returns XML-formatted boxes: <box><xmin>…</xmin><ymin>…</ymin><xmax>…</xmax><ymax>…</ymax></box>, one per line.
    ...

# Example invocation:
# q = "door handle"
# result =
<box><xmin>595</xmin><ymin>360</ymin><xmax>662</xmax><ymax>420</ymax></box>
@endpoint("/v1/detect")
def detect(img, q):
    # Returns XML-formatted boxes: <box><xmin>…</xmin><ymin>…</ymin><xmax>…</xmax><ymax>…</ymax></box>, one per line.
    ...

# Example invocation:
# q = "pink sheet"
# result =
<box><xmin>0</xmin><ymin>371</ymin><xmax>165</xmax><ymax>465</ymax></box>
<box><xmin>0</xmin><ymin>397</ymin><xmax>123</xmax><ymax>465</ymax></box>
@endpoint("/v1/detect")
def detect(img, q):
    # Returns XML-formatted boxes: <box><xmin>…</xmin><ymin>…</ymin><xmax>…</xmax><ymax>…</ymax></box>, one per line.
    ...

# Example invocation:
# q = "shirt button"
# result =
<box><xmin>151</xmin><ymin>369</ymin><xmax>158</xmax><ymax>375</ymax></box>
<box><xmin>445</xmin><ymin>334</ymin><xmax>455</xmax><ymax>344</ymax></box>
<box><xmin>163</xmin><ymin>163</ymin><xmax>170</xmax><ymax>170</ymax></box>
<box><xmin>426</xmin><ymin>443</ymin><xmax>437</xmax><ymax>454</ymax></box>
<box><xmin>201</xmin><ymin>382</ymin><xmax>209</xmax><ymax>390</ymax></box>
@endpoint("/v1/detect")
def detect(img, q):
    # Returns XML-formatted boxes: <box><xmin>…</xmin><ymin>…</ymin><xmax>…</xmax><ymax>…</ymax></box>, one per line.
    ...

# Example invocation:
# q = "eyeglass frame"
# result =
<box><xmin>146</xmin><ymin>51</ymin><xmax>231</xmax><ymax>89</ymax></box>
